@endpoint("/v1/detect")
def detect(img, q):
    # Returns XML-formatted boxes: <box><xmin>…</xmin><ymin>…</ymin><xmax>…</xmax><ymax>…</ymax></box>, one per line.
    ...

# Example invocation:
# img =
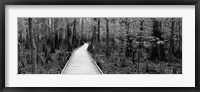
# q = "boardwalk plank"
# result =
<box><xmin>61</xmin><ymin>43</ymin><xmax>102</xmax><ymax>74</ymax></box>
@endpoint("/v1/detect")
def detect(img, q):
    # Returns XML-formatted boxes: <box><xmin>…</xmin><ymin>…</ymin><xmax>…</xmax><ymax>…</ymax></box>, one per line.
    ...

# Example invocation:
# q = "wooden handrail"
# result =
<box><xmin>61</xmin><ymin>45</ymin><xmax>82</xmax><ymax>74</ymax></box>
<box><xmin>86</xmin><ymin>51</ymin><xmax>103</xmax><ymax>74</ymax></box>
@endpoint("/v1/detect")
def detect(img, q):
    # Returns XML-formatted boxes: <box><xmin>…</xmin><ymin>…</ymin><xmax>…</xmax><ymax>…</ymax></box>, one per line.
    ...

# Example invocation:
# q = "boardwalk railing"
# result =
<box><xmin>61</xmin><ymin>46</ymin><xmax>82</xmax><ymax>74</ymax></box>
<box><xmin>86</xmin><ymin>51</ymin><xmax>104</xmax><ymax>74</ymax></box>
<box><xmin>61</xmin><ymin>44</ymin><xmax>103</xmax><ymax>74</ymax></box>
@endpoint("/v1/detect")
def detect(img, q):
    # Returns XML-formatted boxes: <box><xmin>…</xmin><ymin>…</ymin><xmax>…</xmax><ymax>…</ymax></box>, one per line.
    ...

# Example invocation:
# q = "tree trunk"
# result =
<box><xmin>119</xmin><ymin>24</ymin><xmax>123</xmax><ymax>63</ymax></box>
<box><xmin>93</xmin><ymin>26</ymin><xmax>97</xmax><ymax>53</ymax></box>
<box><xmin>106</xmin><ymin>18</ymin><xmax>110</xmax><ymax>57</ymax></box>
<box><xmin>178</xmin><ymin>20</ymin><xmax>182</xmax><ymax>58</ymax></box>
<box><xmin>149</xmin><ymin>19</ymin><xmax>165</xmax><ymax>61</ymax></box>
<box><xmin>67</xmin><ymin>21</ymin><xmax>72</xmax><ymax>51</ymax></box>
<box><xmin>48</xmin><ymin>18</ymin><xmax>55</xmax><ymax>53</ymax></box>
<box><xmin>169</xmin><ymin>19</ymin><xmax>175</xmax><ymax>62</ymax></box>
<box><xmin>80</xmin><ymin>18</ymin><xmax>84</xmax><ymax>45</ymax></box>
<box><xmin>28</xmin><ymin>18</ymin><xmax>37</xmax><ymax>74</ymax></box>
<box><xmin>36</xmin><ymin>24</ymin><xmax>39</xmax><ymax>65</ymax></box>
<box><xmin>125</xmin><ymin>20</ymin><xmax>129</xmax><ymax>57</ymax></box>
<box><xmin>52</xmin><ymin>19</ymin><xmax>55</xmax><ymax>53</ymax></box>
<box><xmin>97</xmin><ymin>18</ymin><xmax>101</xmax><ymax>53</ymax></box>
<box><xmin>125</xmin><ymin>19</ymin><xmax>131</xmax><ymax>57</ymax></box>
<box><xmin>26</xmin><ymin>19</ymin><xmax>32</xmax><ymax>64</ymax></box>
<box><xmin>73</xmin><ymin>19</ymin><xmax>77</xmax><ymax>49</ymax></box>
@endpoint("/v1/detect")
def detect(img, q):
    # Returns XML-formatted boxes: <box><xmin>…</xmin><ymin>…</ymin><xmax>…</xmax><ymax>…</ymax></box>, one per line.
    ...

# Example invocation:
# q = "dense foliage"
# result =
<box><xmin>18</xmin><ymin>18</ymin><xmax>182</xmax><ymax>74</ymax></box>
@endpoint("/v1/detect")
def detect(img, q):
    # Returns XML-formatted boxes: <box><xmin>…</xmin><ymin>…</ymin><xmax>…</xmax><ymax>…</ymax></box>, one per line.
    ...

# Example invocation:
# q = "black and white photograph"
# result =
<box><xmin>18</xmin><ymin>18</ymin><xmax>182</xmax><ymax>74</ymax></box>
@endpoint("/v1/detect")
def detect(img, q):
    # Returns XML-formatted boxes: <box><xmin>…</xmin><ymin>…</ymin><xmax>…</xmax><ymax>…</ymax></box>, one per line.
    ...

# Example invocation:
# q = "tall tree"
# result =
<box><xmin>67</xmin><ymin>20</ymin><xmax>72</xmax><ymax>51</ymax></box>
<box><xmin>91</xmin><ymin>18</ymin><xmax>99</xmax><ymax>53</ymax></box>
<box><xmin>28</xmin><ymin>18</ymin><xmax>37</xmax><ymax>73</ymax></box>
<box><xmin>137</xmin><ymin>19</ymin><xmax>144</xmax><ymax>62</ymax></box>
<box><xmin>125</xmin><ymin>18</ymin><xmax>131</xmax><ymax>57</ymax></box>
<box><xmin>72</xmin><ymin>19</ymin><xmax>77</xmax><ymax>49</ymax></box>
<box><xmin>149</xmin><ymin>19</ymin><xmax>165</xmax><ymax>61</ymax></box>
<box><xmin>178</xmin><ymin>20</ymin><xmax>182</xmax><ymax>58</ymax></box>
<box><xmin>169</xmin><ymin>18</ymin><xmax>175</xmax><ymax>62</ymax></box>
<box><xmin>97</xmin><ymin>18</ymin><xmax>101</xmax><ymax>53</ymax></box>
<box><xmin>79</xmin><ymin>18</ymin><xmax>84</xmax><ymax>46</ymax></box>
<box><xmin>118</xmin><ymin>19</ymin><xmax>124</xmax><ymax>61</ymax></box>
<box><xmin>106</xmin><ymin>18</ymin><xmax>110</xmax><ymax>57</ymax></box>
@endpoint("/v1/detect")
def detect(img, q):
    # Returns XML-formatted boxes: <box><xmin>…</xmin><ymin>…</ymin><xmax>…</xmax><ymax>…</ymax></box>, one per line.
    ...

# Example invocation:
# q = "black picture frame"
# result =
<box><xmin>0</xmin><ymin>0</ymin><xmax>200</xmax><ymax>92</ymax></box>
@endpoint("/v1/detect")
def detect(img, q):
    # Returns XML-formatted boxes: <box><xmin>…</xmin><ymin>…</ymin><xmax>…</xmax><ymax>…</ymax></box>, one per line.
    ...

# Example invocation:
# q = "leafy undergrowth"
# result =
<box><xmin>18</xmin><ymin>49</ymin><xmax>72</xmax><ymax>74</ymax></box>
<box><xmin>19</xmin><ymin>45</ymin><xmax>181</xmax><ymax>74</ymax></box>
<box><xmin>92</xmin><ymin>53</ymin><xmax>182</xmax><ymax>74</ymax></box>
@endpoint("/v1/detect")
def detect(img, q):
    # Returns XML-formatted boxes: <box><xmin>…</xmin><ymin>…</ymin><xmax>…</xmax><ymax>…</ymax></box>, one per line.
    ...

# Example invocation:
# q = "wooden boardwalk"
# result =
<box><xmin>61</xmin><ymin>43</ymin><xmax>103</xmax><ymax>74</ymax></box>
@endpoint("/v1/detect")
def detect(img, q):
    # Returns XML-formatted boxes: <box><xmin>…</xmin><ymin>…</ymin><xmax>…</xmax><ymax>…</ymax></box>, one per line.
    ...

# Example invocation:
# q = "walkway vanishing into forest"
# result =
<box><xmin>61</xmin><ymin>43</ymin><xmax>103</xmax><ymax>74</ymax></box>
